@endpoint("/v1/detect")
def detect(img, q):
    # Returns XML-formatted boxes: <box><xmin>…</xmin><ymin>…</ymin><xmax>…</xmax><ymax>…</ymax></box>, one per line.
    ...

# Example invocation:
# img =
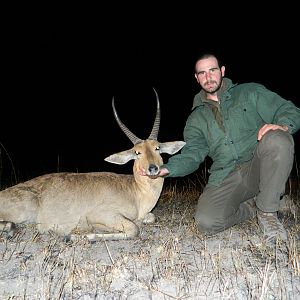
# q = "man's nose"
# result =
<box><xmin>205</xmin><ymin>73</ymin><xmax>212</xmax><ymax>80</ymax></box>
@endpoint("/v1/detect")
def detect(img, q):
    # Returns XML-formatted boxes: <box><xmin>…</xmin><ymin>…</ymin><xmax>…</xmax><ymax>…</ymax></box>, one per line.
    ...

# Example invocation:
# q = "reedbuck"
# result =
<box><xmin>0</xmin><ymin>89</ymin><xmax>185</xmax><ymax>240</ymax></box>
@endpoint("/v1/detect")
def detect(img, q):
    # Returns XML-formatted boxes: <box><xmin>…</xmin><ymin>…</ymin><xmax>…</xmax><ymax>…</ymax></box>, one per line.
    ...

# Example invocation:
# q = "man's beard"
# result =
<box><xmin>203</xmin><ymin>77</ymin><xmax>223</xmax><ymax>94</ymax></box>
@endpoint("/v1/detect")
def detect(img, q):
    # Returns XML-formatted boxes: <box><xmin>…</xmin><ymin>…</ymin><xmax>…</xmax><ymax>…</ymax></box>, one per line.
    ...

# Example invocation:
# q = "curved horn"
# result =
<box><xmin>112</xmin><ymin>97</ymin><xmax>142</xmax><ymax>145</ymax></box>
<box><xmin>148</xmin><ymin>87</ymin><xmax>160</xmax><ymax>140</ymax></box>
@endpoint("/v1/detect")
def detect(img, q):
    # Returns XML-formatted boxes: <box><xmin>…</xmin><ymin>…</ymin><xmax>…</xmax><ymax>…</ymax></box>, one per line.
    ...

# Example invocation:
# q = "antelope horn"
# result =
<box><xmin>112</xmin><ymin>97</ymin><xmax>142</xmax><ymax>145</ymax></box>
<box><xmin>148</xmin><ymin>87</ymin><xmax>160</xmax><ymax>140</ymax></box>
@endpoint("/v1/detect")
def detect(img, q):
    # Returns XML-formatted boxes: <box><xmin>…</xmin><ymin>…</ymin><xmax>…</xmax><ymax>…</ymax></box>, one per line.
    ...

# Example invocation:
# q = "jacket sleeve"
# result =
<box><xmin>162</xmin><ymin>110</ymin><xmax>209</xmax><ymax>177</ymax></box>
<box><xmin>255</xmin><ymin>84</ymin><xmax>300</xmax><ymax>134</ymax></box>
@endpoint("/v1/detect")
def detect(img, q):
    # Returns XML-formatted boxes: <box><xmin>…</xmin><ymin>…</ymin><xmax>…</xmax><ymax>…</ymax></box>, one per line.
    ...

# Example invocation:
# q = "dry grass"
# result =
<box><xmin>0</xmin><ymin>174</ymin><xmax>299</xmax><ymax>299</ymax></box>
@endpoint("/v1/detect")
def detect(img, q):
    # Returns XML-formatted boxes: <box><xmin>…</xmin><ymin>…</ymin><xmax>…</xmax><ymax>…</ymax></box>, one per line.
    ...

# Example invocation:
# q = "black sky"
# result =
<box><xmin>2</xmin><ymin>4</ymin><xmax>300</xmax><ymax>183</ymax></box>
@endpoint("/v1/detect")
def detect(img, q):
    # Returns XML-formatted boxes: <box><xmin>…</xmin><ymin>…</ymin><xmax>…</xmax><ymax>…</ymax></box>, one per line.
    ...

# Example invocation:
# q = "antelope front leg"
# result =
<box><xmin>68</xmin><ymin>215</ymin><xmax>141</xmax><ymax>241</ymax></box>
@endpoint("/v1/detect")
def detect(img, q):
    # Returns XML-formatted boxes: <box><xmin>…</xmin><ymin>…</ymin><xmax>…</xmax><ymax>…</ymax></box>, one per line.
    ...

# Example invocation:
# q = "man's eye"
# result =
<box><xmin>210</xmin><ymin>68</ymin><xmax>219</xmax><ymax>73</ymax></box>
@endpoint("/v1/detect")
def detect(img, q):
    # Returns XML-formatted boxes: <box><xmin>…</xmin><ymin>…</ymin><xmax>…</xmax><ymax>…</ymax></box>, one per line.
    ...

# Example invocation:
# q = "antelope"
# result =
<box><xmin>0</xmin><ymin>89</ymin><xmax>185</xmax><ymax>240</ymax></box>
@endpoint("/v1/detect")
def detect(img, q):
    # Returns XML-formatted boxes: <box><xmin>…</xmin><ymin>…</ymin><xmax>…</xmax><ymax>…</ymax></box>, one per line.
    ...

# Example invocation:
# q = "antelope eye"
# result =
<box><xmin>155</xmin><ymin>146</ymin><xmax>160</xmax><ymax>151</ymax></box>
<box><xmin>135</xmin><ymin>151</ymin><xmax>141</xmax><ymax>155</ymax></box>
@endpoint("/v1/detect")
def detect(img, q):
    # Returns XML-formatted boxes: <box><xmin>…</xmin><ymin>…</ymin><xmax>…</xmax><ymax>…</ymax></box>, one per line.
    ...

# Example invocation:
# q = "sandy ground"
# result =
<box><xmin>0</xmin><ymin>190</ymin><xmax>299</xmax><ymax>299</ymax></box>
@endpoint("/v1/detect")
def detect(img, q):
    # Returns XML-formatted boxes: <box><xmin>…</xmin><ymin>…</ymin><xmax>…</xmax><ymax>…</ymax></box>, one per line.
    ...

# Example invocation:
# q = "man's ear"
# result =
<box><xmin>221</xmin><ymin>66</ymin><xmax>225</xmax><ymax>77</ymax></box>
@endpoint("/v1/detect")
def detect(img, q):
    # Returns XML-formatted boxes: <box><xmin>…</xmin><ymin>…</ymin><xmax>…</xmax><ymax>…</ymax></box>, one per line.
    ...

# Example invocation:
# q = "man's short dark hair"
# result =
<box><xmin>194</xmin><ymin>53</ymin><xmax>223</xmax><ymax>72</ymax></box>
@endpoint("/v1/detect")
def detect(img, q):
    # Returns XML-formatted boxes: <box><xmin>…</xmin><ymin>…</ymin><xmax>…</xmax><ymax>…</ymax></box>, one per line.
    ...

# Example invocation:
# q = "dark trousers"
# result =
<box><xmin>194</xmin><ymin>130</ymin><xmax>295</xmax><ymax>234</ymax></box>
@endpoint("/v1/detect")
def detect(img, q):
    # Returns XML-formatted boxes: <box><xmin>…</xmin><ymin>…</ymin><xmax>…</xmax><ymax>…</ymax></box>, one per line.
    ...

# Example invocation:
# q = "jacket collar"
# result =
<box><xmin>192</xmin><ymin>78</ymin><xmax>237</xmax><ymax>110</ymax></box>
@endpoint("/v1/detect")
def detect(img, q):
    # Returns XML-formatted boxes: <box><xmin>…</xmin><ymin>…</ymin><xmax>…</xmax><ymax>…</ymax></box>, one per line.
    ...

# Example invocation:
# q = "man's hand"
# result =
<box><xmin>258</xmin><ymin>124</ymin><xmax>289</xmax><ymax>141</ymax></box>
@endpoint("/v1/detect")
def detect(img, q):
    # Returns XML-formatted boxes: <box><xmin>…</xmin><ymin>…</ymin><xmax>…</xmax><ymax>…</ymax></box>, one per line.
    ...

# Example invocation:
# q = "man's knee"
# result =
<box><xmin>260</xmin><ymin>130</ymin><xmax>294</xmax><ymax>154</ymax></box>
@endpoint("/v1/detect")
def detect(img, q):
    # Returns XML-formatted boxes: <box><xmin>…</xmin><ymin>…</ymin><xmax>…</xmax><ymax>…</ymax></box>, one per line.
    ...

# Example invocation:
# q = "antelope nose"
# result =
<box><xmin>148</xmin><ymin>164</ymin><xmax>159</xmax><ymax>175</ymax></box>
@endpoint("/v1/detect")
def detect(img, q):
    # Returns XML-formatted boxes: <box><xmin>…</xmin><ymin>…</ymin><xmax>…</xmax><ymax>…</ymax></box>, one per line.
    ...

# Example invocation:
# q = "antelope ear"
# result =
<box><xmin>159</xmin><ymin>141</ymin><xmax>186</xmax><ymax>155</ymax></box>
<box><xmin>104</xmin><ymin>149</ymin><xmax>136</xmax><ymax>165</ymax></box>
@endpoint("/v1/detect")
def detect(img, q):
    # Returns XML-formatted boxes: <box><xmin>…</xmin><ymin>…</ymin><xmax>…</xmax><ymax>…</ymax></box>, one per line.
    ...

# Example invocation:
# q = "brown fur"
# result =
<box><xmin>0</xmin><ymin>139</ymin><xmax>185</xmax><ymax>240</ymax></box>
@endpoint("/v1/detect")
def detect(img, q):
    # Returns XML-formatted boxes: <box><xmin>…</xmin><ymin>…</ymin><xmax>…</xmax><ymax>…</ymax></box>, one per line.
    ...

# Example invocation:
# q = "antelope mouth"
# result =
<box><xmin>147</xmin><ymin>171</ymin><xmax>160</xmax><ymax>177</ymax></box>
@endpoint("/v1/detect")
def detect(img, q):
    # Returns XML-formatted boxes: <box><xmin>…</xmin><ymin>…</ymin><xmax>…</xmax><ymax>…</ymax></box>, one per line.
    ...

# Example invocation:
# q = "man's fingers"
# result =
<box><xmin>258</xmin><ymin>124</ymin><xmax>288</xmax><ymax>141</ymax></box>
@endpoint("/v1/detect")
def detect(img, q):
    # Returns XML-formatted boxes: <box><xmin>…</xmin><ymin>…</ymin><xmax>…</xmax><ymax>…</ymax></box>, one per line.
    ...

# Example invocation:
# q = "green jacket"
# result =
<box><xmin>164</xmin><ymin>78</ymin><xmax>300</xmax><ymax>186</ymax></box>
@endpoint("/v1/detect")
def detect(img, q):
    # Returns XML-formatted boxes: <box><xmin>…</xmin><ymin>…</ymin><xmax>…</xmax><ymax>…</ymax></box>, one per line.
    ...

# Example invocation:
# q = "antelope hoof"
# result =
<box><xmin>0</xmin><ymin>221</ymin><xmax>16</xmax><ymax>238</ymax></box>
<box><xmin>143</xmin><ymin>213</ymin><xmax>156</xmax><ymax>224</ymax></box>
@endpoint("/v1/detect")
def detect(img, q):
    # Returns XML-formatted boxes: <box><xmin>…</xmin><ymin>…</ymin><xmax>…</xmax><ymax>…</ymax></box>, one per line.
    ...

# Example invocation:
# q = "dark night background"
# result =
<box><xmin>2</xmin><ymin>4</ymin><xmax>300</xmax><ymax>186</ymax></box>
